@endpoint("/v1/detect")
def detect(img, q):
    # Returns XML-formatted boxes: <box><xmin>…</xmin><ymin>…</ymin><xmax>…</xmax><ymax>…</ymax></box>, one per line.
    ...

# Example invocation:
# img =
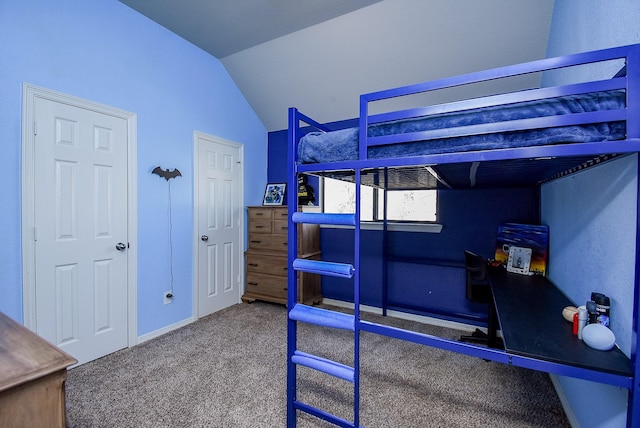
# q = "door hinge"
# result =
<box><xmin>33</xmin><ymin>121</ymin><xmax>37</xmax><ymax>135</ymax></box>
<box><xmin>33</xmin><ymin>226</ymin><xmax>37</xmax><ymax>241</ymax></box>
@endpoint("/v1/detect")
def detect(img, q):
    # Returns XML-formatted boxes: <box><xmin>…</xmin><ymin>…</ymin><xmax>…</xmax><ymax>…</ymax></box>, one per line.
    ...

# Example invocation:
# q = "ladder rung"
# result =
<box><xmin>293</xmin><ymin>258</ymin><xmax>354</xmax><ymax>278</ymax></box>
<box><xmin>292</xmin><ymin>350</ymin><xmax>354</xmax><ymax>382</ymax></box>
<box><xmin>293</xmin><ymin>400</ymin><xmax>357</xmax><ymax>428</ymax></box>
<box><xmin>292</xmin><ymin>212</ymin><xmax>355</xmax><ymax>226</ymax></box>
<box><xmin>289</xmin><ymin>304</ymin><xmax>354</xmax><ymax>330</ymax></box>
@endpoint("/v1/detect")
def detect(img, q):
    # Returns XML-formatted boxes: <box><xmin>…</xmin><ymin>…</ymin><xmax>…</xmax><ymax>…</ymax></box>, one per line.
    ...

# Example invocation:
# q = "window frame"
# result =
<box><xmin>320</xmin><ymin>177</ymin><xmax>441</xmax><ymax>231</ymax></box>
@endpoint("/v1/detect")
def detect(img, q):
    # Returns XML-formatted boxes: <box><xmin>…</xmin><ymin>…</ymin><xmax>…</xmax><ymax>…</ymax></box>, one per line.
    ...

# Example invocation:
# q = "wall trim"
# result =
<box><xmin>21</xmin><ymin>83</ymin><xmax>138</xmax><ymax>349</ymax></box>
<box><xmin>137</xmin><ymin>316</ymin><xmax>195</xmax><ymax>344</ymax></box>
<box><xmin>549</xmin><ymin>374</ymin><xmax>579</xmax><ymax>428</ymax></box>
<box><xmin>192</xmin><ymin>130</ymin><xmax>245</xmax><ymax>319</ymax></box>
<box><xmin>322</xmin><ymin>298</ymin><xmax>479</xmax><ymax>332</ymax></box>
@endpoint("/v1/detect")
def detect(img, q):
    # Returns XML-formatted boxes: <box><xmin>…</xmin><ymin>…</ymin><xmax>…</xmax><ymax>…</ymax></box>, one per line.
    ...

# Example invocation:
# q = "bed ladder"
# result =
<box><xmin>287</xmin><ymin>211</ymin><xmax>362</xmax><ymax>427</ymax></box>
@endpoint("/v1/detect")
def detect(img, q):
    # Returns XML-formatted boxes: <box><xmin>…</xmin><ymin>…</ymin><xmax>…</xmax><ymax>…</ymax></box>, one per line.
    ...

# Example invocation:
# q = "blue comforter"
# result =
<box><xmin>298</xmin><ymin>91</ymin><xmax>626</xmax><ymax>164</ymax></box>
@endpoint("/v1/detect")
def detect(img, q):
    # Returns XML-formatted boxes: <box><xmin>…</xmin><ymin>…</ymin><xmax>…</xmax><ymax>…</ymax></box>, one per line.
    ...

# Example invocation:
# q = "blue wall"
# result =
<box><xmin>318</xmin><ymin>188</ymin><xmax>538</xmax><ymax>323</ymax></box>
<box><xmin>542</xmin><ymin>1</ymin><xmax>640</xmax><ymax>426</ymax></box>
<box><xmin>0</xmin><ymin>0</ymin><xmax>267</xmax><ymax>334</ymax></box>
<box><xmin>542</xmin><ymin>155</ymin><xmax>635</xmax><ymax>427</ymax></box>
<box><xmin>267</xmin><ymin>120</ymin><xmax>358</xmax><ymax>201</ymax></box>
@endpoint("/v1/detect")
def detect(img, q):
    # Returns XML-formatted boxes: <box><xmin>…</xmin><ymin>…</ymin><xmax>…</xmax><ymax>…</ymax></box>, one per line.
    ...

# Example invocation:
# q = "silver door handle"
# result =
<box><xmin>116</xmin><ymin>242</ymin><xmax>127</xmax><ymax>251</ymax></box>
<box><xmin>201</xmin><ymin>235</ymin><xmax>209</xmax><ymax>242</ymax></box>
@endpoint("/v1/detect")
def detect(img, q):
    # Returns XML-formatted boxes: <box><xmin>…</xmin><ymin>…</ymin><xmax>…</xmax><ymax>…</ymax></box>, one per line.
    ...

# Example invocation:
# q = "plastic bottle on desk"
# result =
<box><xmin>577</xmin><ymin>306</ymin><xmax>588</xmax><ymax>340</ymax></box>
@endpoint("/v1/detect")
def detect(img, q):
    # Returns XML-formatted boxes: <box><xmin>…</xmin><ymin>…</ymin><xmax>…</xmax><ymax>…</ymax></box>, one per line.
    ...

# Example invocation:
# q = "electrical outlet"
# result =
<box><xmin>164</xmin><ymin>291</ymin><xmax>173</xmax><ymax>305</ymax></box>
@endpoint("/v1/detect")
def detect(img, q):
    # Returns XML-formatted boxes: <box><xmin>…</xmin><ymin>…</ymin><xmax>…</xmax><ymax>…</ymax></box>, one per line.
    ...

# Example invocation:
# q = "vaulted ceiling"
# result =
<box><xmin>118</xmin><ymin>0</ymin><xmax>555</xmax><ymax>131</ymax></box>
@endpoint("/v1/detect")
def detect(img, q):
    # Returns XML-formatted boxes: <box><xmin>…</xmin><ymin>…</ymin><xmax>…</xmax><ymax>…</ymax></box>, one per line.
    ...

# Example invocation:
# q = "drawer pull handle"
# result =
<box><xmin>283</xmin><ymin>288</ymin><xmax>288</xmax><ymax>291</ymax></box>
<box><xmin>251</xmin><ymin>240</ymin><xmax>261</xmax><ymax>244</ymax></box>
<box><xmin>255</xmin><ymin>225</ymin><xmax>264</xmax><ymax>228</ymax></box>
<box><xmin>248</xmin><ymin>263</ymin><xmax>258</xmax><ymax>267</ymax></box>
<box><xmin>248</xmin><ymin>282</ymin><xmax>259</xmax><ymax>286</ymax></box>
<box><xmin>256</xmin><ymin>213</ymin><xmax>264</xmax><ymax>216</ymax></box>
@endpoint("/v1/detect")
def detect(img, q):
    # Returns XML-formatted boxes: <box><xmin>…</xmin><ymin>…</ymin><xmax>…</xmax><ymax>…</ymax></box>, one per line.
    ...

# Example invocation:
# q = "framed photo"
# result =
<box><xmin>262</xmin><ymin>183</ymin><xmax>286</xmax><ymax>206</ymax></box>
<box><xmin>506</xmin><ymin>246</ymin><xmax>533</xmax><ymax>276</ymax></box>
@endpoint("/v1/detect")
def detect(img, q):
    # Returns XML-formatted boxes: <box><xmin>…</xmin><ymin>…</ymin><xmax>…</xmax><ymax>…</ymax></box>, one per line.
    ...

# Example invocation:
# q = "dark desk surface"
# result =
<box><xmin>489</xmin><ymin>268</ymin><xmax>631</xmax><ymax>376</ymax></box>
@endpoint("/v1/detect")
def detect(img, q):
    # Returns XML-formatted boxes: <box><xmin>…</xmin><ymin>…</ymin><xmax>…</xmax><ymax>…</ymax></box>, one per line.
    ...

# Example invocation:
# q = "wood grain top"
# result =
<box><xmin>0</xmin><ymin>312</ymin><xmax>77</xmax><ymax>392</ymax></box>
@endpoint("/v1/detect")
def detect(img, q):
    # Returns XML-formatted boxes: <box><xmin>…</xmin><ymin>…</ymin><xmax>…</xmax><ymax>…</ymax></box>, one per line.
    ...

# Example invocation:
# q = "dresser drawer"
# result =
<box><xmin>248</xmin><ymin>233</ymin><xmax>288</xmax><ymax>252</ymax></box>
<box><xmin>272</xmin><ymin>207</ymin><xmax>289</xmax><ymax>221</ymax></box>
<box><xmin>246</xmin><ymin>253</ymin><xmax>288</xmax><ymax>276</ymax></box>
<box><xmin>249</xmin><ymin>220</ymin><xmax>272</xmax><ymax>234</ymax></box>
<box><xmin>248</xmin><ymin>207</ymin><xmax>274</xmax><ymax>221</ymax></box>
<box><xmin>273</xmin><ymin>220</ymin><xmax>288</xmax><ymax>235</ymax></box>
<box><xmin>245</xmin><ymin>272</ymin><xmax>287</xmax><ymax>299</ymax></box>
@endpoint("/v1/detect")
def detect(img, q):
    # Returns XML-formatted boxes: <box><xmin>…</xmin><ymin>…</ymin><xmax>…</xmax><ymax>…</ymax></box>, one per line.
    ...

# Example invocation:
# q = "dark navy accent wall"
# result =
<box><xmin>268</xmin><ymin>128</ymin><xmax>289</xmax><ymax>183</ymax></box>
<box><xmin>319</xmin><ymin>187</ymin><xmax>538</xmax><ymax>324</ymax></box>
<box><xmin>268</xmin><ymin>118</ymin><xmax>359</xmax><ymax>195</ymax></box>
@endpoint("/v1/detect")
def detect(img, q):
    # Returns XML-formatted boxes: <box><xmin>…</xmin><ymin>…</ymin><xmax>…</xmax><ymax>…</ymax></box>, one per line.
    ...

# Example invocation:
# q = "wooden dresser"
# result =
<box><xmin>242</xmin><ymin>206</ymin><xmax>322</xmax><ymax>305</ymax></box>
<box><xmin>0</xmin><ymin>311</ymin><xmax>77</xmax><ymax>428</ymax></box>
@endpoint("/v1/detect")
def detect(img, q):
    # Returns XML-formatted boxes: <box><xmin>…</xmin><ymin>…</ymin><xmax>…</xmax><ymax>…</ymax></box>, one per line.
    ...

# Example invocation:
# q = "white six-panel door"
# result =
<box><xmin>28</xmin><ymin>93</ymin><xmax>132</xmax><ymax>365</ymax></box>
<box><xmin>195</xmin><ymin>132</ymin><xmax>243</xmax><ymax>318</ymax></box>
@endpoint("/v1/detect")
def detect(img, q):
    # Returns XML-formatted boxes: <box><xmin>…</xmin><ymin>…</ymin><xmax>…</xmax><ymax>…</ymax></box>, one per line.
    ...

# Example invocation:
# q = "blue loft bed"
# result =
<box><xmin>285</xmin><ymin>44</ymin><xmax>640</xmax><ymax>427</ymax></box>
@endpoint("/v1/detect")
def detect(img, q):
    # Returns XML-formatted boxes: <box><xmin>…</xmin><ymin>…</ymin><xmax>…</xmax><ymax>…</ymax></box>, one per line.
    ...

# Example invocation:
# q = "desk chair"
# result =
<box><xmin>460</xmin><ymin>250</ymin><xmax>503</xmax><ymax>348</ymax></box>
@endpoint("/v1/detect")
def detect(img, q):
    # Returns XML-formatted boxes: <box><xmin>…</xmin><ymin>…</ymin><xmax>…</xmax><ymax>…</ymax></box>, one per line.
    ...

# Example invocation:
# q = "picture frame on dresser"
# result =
<box><xmin>262</xmin><ymin>183</ymin><xmax>286</xmax><ymax>205</ymax></box>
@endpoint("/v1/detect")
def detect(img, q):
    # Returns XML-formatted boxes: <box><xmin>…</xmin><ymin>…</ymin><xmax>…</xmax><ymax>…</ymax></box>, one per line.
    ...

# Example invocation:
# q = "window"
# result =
<box><xmin>380</xmin><ymin>188</ymin><xmax>437</xmax><ymax>221</ymax></box>
<box><xmin>323</xmin><ymin>178</ymin><xmax>374</xmax><ymax>221</ymax></box>
<box><xmin>323</xmin><ymin>177</ymin><xmax>437</xmax><ymax>222</ymax></box>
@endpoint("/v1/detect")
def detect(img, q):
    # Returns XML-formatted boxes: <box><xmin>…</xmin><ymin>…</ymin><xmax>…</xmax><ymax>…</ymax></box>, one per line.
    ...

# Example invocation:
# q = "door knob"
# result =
<box><xmin>201</xmin><ymin>235</ymin><xmax>209</xmax><ymax>242</ymax></box>
<box><xmin>116</xmin><ymin>242</ymin><xmax>127</xmax><ymax>251</ymax></box>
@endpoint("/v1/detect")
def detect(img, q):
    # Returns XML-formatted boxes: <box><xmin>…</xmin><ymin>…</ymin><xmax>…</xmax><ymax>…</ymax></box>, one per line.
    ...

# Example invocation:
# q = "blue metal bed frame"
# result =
<box><xmin>286</xmin><ymin>44</ymin><xmax>640</xmax><ymax>427</ymax></box>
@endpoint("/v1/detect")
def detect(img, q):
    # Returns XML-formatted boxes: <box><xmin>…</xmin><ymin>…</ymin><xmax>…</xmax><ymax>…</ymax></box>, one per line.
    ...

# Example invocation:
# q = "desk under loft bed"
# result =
<box><xmin>285</xmin><ymin>44</ymin><xmax>640</xmax><ymax>427</ymax></box>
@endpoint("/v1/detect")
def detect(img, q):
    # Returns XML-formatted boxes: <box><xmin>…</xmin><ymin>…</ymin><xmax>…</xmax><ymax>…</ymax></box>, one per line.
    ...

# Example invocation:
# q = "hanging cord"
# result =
<box><xmin>151</xmin><ymin>166</ymin><xmax>182</xmax><ymax>300</ymax></box>
<box><xmin>167</xmin><ymin>180</ymin><xmax>175</xmax><ymax>296</ymax></box>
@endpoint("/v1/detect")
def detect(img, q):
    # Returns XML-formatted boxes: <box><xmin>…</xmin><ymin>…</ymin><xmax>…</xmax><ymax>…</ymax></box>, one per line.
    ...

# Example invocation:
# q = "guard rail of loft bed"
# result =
<box><xmin>291</xmin><ymin>43</ymin><xmax>640</xmax><ymax>179</ymax></box>
<box><xmin>285</xmin><ymin>43</ymin><xmax>640</xmax><ymax>427</ymax></box>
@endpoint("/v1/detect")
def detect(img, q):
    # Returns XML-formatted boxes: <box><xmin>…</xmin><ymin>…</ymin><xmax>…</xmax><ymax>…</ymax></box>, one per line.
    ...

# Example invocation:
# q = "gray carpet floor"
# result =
<box><xmin>65</xmin><ymin>302</ymin><xmax>570</xmax><ymax>427</ymax></box>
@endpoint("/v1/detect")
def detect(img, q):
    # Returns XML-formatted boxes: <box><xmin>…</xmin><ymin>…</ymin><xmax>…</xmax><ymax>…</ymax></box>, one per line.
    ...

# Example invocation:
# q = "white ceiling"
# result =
<box><xmin>118</xmin><ymin>0</ymin><xmax>384</xmax><ymax>58</ymax></box>
<box><xmin>118</xmin><ymin>0</ymin><xmax>556</xmax><ymax>132</ymax></box>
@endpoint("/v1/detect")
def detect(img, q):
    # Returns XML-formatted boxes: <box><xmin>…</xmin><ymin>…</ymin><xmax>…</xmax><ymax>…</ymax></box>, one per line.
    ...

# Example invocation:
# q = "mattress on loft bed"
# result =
<box><xmin>298</xmin><ymin>91</ymin><xmax>627</xmax><ymax>164</ymax></box>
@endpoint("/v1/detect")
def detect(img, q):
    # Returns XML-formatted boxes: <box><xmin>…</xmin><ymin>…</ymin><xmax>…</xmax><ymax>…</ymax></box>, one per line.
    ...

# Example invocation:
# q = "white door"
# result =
<box><xmin>195</xmin><ymin>132</ymin><xmax>243</xmax><ymax>318</ymax></box>
<box><xmin>31</xmin><ymin>96</ymin><xmax>130</xmax><ymax>365</ymax></box>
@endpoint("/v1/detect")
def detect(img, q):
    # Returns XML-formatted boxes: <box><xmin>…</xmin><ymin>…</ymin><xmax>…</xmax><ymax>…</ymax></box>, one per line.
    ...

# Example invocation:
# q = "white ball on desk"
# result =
<box><xmin>582</xmin><ymin>323</ymin><xmax>616</xmax><ymax>351</ymax></box>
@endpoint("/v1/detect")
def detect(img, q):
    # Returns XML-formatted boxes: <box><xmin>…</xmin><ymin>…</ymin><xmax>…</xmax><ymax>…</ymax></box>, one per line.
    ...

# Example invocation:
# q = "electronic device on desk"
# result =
<box><xmin>506</xmin><ymin>246</ymin><xmax>533</xmax><ymax>276</ymax></box>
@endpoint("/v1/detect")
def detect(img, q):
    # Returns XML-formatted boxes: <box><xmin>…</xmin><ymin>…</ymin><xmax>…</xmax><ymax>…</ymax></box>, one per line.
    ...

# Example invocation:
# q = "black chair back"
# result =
<box><xmin>464</xmin><ymin>250</ymin><xmax>491</xmax><ymax>304</ymax></box>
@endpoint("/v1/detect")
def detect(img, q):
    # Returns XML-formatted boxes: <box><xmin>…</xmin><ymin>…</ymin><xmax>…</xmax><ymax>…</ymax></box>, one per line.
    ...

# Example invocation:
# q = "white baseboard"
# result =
<box><xmin>549</xmin><ymin>374</ymin><xmax>579</xmax><ymax>427</ymax></box>
<box><xmin>136</xmin><ymin>316</ymin><xmax>195</xmax><ymax>345</ymax></box>
<box><xmin>322</xmin><ymin>298</ymin><xmax>486</xmax><ymax>333</ymax></box>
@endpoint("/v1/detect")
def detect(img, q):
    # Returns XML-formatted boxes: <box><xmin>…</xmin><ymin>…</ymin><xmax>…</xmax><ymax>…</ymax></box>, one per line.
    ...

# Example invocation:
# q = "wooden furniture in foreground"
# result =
<box><xmin>0</xmin><ymin>311</ymin><xmax>77</xmax><ymax>428</ymax></box>
<box><xmin>242</xmin><ymin>205</ymin><xmax>322</xmax><ymax>305</ymax></box>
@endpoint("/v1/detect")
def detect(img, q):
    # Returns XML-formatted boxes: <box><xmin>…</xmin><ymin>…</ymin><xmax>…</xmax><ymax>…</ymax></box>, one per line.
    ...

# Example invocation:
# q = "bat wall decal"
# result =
<box><xmin>152</xmin><ymin>166</ymin><xmax>182</xmax><ymax>181</ymax></box>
